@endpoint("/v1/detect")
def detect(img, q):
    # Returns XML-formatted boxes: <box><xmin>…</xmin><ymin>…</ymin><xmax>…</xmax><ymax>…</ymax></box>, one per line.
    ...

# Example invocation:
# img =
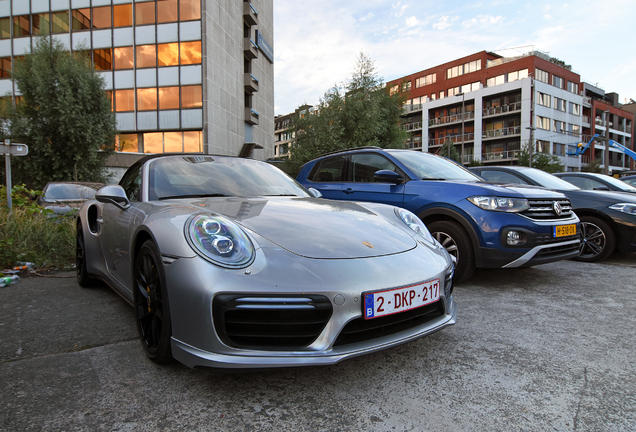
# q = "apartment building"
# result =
<box><xmin>0</xmin><ymin>0</ymin><xmax>274</xmax><ymax>179</ymax></box>
<box><xmin>388</xmin><ymin>50</ymin><xmax>634</xmax><ymax>172</ymax></box>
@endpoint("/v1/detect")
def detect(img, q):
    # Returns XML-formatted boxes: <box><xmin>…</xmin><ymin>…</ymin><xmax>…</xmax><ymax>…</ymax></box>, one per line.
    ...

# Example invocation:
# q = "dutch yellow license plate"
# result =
<box><xmin>554</xmin><ymin>224</ymin><xmax>576</xmax><ymax>237</ymax></box>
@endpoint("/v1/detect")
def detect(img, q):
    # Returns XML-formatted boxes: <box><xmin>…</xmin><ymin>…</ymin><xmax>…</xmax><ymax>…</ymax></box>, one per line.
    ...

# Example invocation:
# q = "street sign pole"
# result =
<box><xmin>2</xmin><ymin>139</ymin><xmax>29</xmax><ymax>212</ymax></box>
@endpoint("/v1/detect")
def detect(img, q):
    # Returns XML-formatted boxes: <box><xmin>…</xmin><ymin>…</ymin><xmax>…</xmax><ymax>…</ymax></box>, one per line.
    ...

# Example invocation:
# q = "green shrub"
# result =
<box><xmin>0</xmin><ymin>185</ymin><xmax>76</xmax><ymax>269</ymax></box>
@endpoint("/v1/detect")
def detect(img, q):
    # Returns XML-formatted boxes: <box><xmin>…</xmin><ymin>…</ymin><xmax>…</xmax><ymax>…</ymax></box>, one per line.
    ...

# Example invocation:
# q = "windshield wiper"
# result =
<box><xmin>158</xmin><ymin>193</ymin><xmax>229</xmax><ymax>200</ymax></box>
<box><xmin>421</xmin><ymin>178</ymin><xmax>446</xmax><ymax>180</ymax></box>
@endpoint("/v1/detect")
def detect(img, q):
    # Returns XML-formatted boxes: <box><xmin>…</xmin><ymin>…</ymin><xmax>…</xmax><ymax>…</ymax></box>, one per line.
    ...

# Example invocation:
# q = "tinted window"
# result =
<box><xmin>119</xmin><ymin>164</ymin><xmax>143</xmax><ymax>202</ymax></box>
<box><xmin>45</xmin><ymin>184</ymin><xmax>98</xmax><ymax>200</ymax></box>
<box><xmin>309</xmin><ymin>156</ymin><xmax>346</xmax><ymax>182</ymax></box>
<box><xmin>521</xmin><ymin>169</ymin><xmax>579</xmax><ymax>190</ymax></box>
<box><xmin>560</xmin><ymin>176</ymin><xmax>603</xmax><ymax>190</ymax></box>
<box><xmin>350</xmin><ymin>154</ymin><xmax>398</xmax><ymax>183</ymax></box>
<box><xmin>480</xmin><ymin>170</ymin><xmax>529</xmax><ymax>185</ymax></box>
<box><xmin>387</xmin><ymin>150</ymin><xmax>480</xmax><ymax>181</ymax></box>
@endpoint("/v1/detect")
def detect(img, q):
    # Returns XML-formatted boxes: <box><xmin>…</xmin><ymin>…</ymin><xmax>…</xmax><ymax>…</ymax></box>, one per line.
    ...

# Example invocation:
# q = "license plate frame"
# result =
<box><xmin>363</xmin><ymin>279</ymin><xmax>440</xmax><ymax>320</ymax></box>
<box><xmin>554</xmin><ymin>224</ymin><xmax>577</xmax><ymax>238</ymax></box>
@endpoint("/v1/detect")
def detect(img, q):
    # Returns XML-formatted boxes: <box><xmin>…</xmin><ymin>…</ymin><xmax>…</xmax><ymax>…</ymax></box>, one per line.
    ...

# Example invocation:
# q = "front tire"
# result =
<box><xmin>133</xmin><ymin>240</ymin><xmax>173</xmax><ymax>364</ymax></box>
<box><xmin>576</xmin><ymin>216</ymin><xmax>616</xmax><ymax>262</ymax></box>
<box><xmin>428</xmin><ymin>220</ymin><xmax>475</xmax><ymax>283</ymax></box>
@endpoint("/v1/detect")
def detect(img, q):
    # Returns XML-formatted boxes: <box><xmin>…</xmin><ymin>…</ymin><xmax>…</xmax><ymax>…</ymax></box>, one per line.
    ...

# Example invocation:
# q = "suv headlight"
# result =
<box><xmin>186</xmin><ymin>214</ymin><xmax>255</xmax><ymax>268</ymax></box>
<box><xmin>396</xmin><ymin>208</ymin><xmax>434</xmax><ymax>244</ymax></box>
<box><xmin>609</xmin><ymin>203</ymin><xmax>636</xmax><ymax>215</ymax></box>
<box><xmin>468</xmin><ymin>196</ymin><xmax>529</xmax><ymax>212</ymax></box>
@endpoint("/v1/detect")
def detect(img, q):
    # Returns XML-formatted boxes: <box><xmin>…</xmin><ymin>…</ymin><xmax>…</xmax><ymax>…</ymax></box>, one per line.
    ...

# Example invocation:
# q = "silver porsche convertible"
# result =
<box><xmin>76</xmin><ymin>154</ymin><xmax>457</xmax><ymax>368</ymax></box>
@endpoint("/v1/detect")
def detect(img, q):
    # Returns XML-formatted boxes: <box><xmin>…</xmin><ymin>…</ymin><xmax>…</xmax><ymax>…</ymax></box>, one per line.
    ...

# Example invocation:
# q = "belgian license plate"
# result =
<box><xmin>554</xmin><ymin>224</ymin><xmax>576</xmax><ymax>237</ymax></box>
<box><xmin>363</xmin><ymin>279</ymin><xmax>440</xmax><ymax>320</ymax></box>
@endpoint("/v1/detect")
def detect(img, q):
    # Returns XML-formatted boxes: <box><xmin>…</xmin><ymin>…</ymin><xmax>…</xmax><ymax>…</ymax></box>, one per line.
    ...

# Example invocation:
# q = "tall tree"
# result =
<box><xmin>289</xmin><ymin>53</ymin><xmax>407</xmax><ymax>172</ymax></box>
<box><xmin>2</xmin><ymin>36</ymin><xmax>116</xmax><ymax>189</ymax></box>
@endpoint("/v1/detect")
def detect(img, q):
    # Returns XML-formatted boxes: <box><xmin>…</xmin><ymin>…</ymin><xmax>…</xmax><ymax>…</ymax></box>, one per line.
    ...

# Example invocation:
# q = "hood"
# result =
<box><xmin>565</xmin><ymin>189</ymin><xmax>636</xmax><ymax>204</ymax></box>
<box><xmin>424</xmin><ymin>180</ymin><xmax>567</xmax><ymax>199</ymax></box>
<box><xmin>170</xmin><ymin>197</ymin><xmax>418</xmax><ymax>259</ymax></box>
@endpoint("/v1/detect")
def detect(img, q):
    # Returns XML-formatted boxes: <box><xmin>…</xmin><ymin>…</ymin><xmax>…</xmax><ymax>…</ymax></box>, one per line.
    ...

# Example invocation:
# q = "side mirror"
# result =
<box><xmin>307</xmin><ymin>187</ymin><xmax>322</xmax><ymax>198</ymax></box>
<box><xmin>96</xmin><ymin>185</ymin><xmax>131</xmax><ymax>210</ymax></box>
<box><xmin>374</xmin><ymin>170</ymin><xmax>404</xmax><ymax>184</ymax></box>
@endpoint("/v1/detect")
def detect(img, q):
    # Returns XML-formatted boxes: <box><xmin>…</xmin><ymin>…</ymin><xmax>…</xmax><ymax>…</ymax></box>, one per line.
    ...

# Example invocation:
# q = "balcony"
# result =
<box><xmin>403</xmin><ymin>104</ymin><xmax>423</xmax><ymax>113</ymax></box>
<box><xmin>244</xmin><ymin>73</ymin><xmax>259</xmax><ymax>93</ymax></box>
<box><xmin>243</xmin><ymin>3</ymin><xmax>258</xmax><ymax>26</ymax></box>
<box><xmin>401</xmin><ymin>121</ymin><xmax>422</xmax><ymax>131</ymax></box>
<box><xmin>428</xmin><ymin>133</ymin><xmax>475</xmax><ymax>146</ymax></box>
<box><xmin>482</xmin><ymin>101</ymin><xmax>521</xmax><ymax>118</ymax></box>
<box><xmin>245</xmin><ymin>107</ymin><xmax>259</xmax><ymax>125</ymax></box>
<box><xmin>482</xmin><ymin>126</ymin><xmax>521</xmax><ymax>140</ymax></box>
<box><xmin>244</xmin><ymin>37</ymin><xmax>258</xmax><ymax>59</ymax></box>
<box><xmin>482</xmin><ymin>149</ymin><xmax>520</xmax><ymax>161</ymax></box>
<box><xmin>582</xmin><ymin>115</ymin><xmax>590</xmax><ymax>125</ymax></box>
<box><xmin>428</xmin><ymin>111</ymin><xmax>474</xmax><ymax>127</ymax></box>
<box><xmin>583</xmin><ymin>96</ymin><xmax>592</xmax><ymax>106</ymax></box>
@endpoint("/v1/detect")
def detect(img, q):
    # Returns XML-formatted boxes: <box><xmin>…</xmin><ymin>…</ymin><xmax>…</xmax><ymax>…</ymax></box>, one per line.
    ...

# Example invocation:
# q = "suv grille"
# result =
<box><xmin>213</xmin><ymin>294</ymin><xmax>332</xmax><ymax>350</ymax></box>
<box><xmin>333</xmin><ymin>301</ymin><xmax>445</xmax><ymax>347</ymax></box>
<box><xmin>521</xmin><ymin>198</ymin><xmax>574</xmax><ymax>220</ymax></box>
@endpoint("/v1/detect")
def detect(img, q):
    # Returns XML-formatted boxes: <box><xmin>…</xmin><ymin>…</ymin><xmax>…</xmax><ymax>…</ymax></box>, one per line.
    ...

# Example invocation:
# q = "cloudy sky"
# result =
<box><xmin>273</xmin><ymin>0</ymin><xmax>636</xmax><ymax>115</ymax></box>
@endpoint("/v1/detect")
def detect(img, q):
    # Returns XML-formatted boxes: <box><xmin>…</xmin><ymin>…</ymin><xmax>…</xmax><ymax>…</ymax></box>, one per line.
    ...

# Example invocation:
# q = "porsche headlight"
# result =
<box><xmin>186</xmin><ymin>214</ymin><xmax>254</xmax><ymax>268</ymax></box>
<box><xmin>609</xmin><ymin>203</ymin><xmax>636</xmax><ymax>215</ymax></box>
<box><xmin>396</xmin><ymin>208</ymin><xmax>434</xmax><ymax>244</ymax></box>
<box><xmin>467</xmin><ymin>196</ymin><xmax>529</xmax><ymax>212</ymax></box>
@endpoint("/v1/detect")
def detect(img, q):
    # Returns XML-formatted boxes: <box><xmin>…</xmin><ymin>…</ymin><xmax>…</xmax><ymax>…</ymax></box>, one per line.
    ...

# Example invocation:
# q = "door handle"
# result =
<box><xmin>343</xmin><ymin>188</ymin><xmax>354</xmax><ymax>194</ymax></box>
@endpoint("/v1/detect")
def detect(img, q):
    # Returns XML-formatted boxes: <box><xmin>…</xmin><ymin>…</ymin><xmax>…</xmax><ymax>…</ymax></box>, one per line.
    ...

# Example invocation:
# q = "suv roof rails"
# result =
<box><xmin>317</xmin><ymin>146</ymin><xmax>384</xmax><ymax>158</ymax></box>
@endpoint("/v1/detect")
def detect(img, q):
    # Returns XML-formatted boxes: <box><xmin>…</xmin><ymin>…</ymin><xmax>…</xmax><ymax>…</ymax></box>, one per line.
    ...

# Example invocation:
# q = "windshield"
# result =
<box><xmin>45</xmin><ymin>184</ymin><xmax>99</xmax><ymax>200</ymax></box>
<box><xmin>522</xmin><ymin>169</ymin><xmax>580</xmax><ymax>190</ymax></box>
<box><xmin>387</xmin><ymin>150</ymin><xmax>482</xmax><ymax>181</ymax></box>
<box><xmin>598</xmin><ymin>175</ymin><xmax>636</xmax><ymax>192</ymax></box>
<box><xmin>148</xmin><ymin>156</ymin><xmax>310</xmax><ymax>200</ymax></box>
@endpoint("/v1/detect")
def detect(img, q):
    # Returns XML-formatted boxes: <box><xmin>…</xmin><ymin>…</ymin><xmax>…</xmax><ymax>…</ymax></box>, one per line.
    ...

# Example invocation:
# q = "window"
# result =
<box><xmin>430</xmin><ymin>93</ymin><xmax>436</xmax><ymax>101</ymax></box>
<box><xmin>158</xmin><ymin>0</ymin><xmax>178</xmax><ymax>23</ymax></box>
<box><xmin>114</xmin><ymin>47</ymin><xmax>134</xmax><ymax>69</ymax></box>
<box><xmin>535</xmin><ymin>68</ymin><xmax>549</xmax><ymax>84</ymax></box>
<box><xmin>116</xmin><ymin>134</ymin><xmax>139</xmax><ymax>153</ymax></box>
<box><xmin>159</xmin><ymin>86</ymin><xmax>179</xmax><ymax>109</ymax></box>
<box><xmin>164</xmin><ymin>132</ymin><xmax>183</xmax><ymax>152</ymax></box>
<box><xmin>0</xmin><ymin>18</ymin><xmax>9</xmax><ymax>39</ymax></box>
<box><xmin>105</xmin><ymin>90</ymin><xmax>113</xmax><ymax>110</ymax></box>
<box><xmin>52</xmin><ymin>11</ymin><xmax>70</xmax><ymax>33</ymax></box>
<box><xmin>136</xmin><ymin>2</ymin><xmax>156</xmax><ymax>25</ymax></box>
<box><xmin>113</xmin><ymin>4</ymin><xmax>133</xmax><ymax>27</ymax></box>
<box><xmin>350</xmin><ymin>153</ymin><xmax>398</xmax><ymax>183</ymax></box>
<box><xmin>71</xmin><ymin>9</ymin><xmax>90</xmax><ymax>30</ymax></box>
<box><xmin>308</xmin><ymin>156</ymin><xmax>347</xmax><ymax>182</ymax></box>
<box><xmin>93</xmin><ymin>48</ymin><xmax>112</xmax><ymax>70</ymax></box>
<box><xmin>181</xmin><ymin>85</ymin><xmax>202</xmax><ymax>108</ymax></box>
<box><xmin>13</xmin><ymin>15</ymin><xmax>30</xmax><ymax>37</ymax></box>
<box><xmin>553</xmin><ymin>120</ymin><xmax>566</xmax><ymax>133</ymax></box>
<box><xmin>144</xmin><ymin>132</ymin><xmax>163</xmax><ymax>153</ymax></box>
<box><xmin>480</xmin><ymin>170</ymin><xmax>527</xmax><ymax>185</ymax></box>
<box><xmin>389</xmin><ymin>85</ymin><xmax>398</xmax><ymax>95</ymax></box>
<box><xmin>33</xmin><ymin>13</ymin><xmax>51</xmax><ymax>34</ymax></box>
<box><xmin>569</xmin><ymin>102</ymin><xmax>580</xmax><ymax>116</ymax></box>
<box><xmin>180</xmin><ymin>0</ymin><xmax>201</xmax><ymax>21</ymax></box>
<box><xmin>567</xmin><ymin>81</ymin><xmax>578</xmax><ymax>94</ymax></box>
<box><xmin>415</xmin><ymin>73</ymin><xmax>436</xmax><ymax>88</ymax></box>
<box><xmin>136</xmin><ymin>45</ymin><xmax>157</xmax><ymax>68</ymax></box>
<box><xmin>183</xmin><ymin>131</ymin><xmax>202</xmax><ymax>152</ymax></box>
<box><xmin>439</xmin><ymin>91</ymin><xmax>444</xmax><ymax>99</ymax></box>
<box><xmin>447</xmin><ymin>59</ymin><xmax>481</xmax><ymax>79</ymax></box>
<box><xmin>0</xmin><ymin>57</ymin><xmax>10</xmax><ymax>78</ymax></box>
<box><xmin>537</xmin><ymin>92</ymin><xmax>551</xmax><ymax>108</ymax></box>
<box><xmin>553</xmin><ymin>143</ymin><xmax>566</xmax><ymax>156</ymax></box>
<box><xmin>92</xmin><ymin>6</ymin><xmax>111</xmax><ymax>29</ymax></box>
<box><xmin>119</xmin><ymin>163</ymin><xmax>142</xmax><ymax>201</ymax></box>
<box><xmin>554</xmin><ymin>98</ymin><xmax>566</xmax><ymax>112</ymax></box>
<box><xmin>158</xmin><ymin>43</ymin><xmax>179</xmax><ymax>66</ymax></box>
<box><xmin>552</xmin><ymin>75</ymin><xmax>564</xmax><ymax>89</ymax></box>
<box><xmin>115</xmin><ymin>89</ymin><xmax>135</xmax><ymax>112</ymax></box>
<box><xmin>402</xmin><ymin>81</ymin><xmax>411</xmax><ymax>92</ymax></box>
<box><xmin>180</xmin><ymin>41</ymin><xmax>201</xmax><ymax>64</ymax></box>
<box><xmin>536</xmin><ymin>140</ymin><xmax>550</xmax><ymax>153</ymax></box>
<box><xmin>536</xmin><ymin>116</ymin><xmax>550</xmax><ymax>130</ymax></box>
<box><xmin>568</xmin><ymin>124</ymin><xmax>581</xmax><ymax>136</ymax></box>
<box><xmin>137</xmin><ymin>88</ymin><xmax>157</xmax><ymax>111</ymax></box>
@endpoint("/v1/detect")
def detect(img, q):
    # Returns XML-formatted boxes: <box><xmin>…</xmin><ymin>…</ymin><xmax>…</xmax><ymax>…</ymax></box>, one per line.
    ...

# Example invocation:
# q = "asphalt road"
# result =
<box><xmin>1</xmin><ymin>253</ymin><xmax>635</xmax><ymax>432</ymax></box>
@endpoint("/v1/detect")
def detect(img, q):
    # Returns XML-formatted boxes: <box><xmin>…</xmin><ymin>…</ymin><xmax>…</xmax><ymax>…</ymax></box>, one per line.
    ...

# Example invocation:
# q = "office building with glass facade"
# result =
<box><xmin>0</xmin><ymin>0</ymin><xmax>274</xmax><ymax>179</ymax></box>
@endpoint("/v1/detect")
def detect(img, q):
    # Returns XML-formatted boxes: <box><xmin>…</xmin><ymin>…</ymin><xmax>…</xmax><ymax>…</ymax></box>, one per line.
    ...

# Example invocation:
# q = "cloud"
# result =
<box><xmin>463</xmin><ymin>14</ymin><xmax>505</xmax><ymax>28</ymax></box>
<box><xmin>544</xmin><ymin>14</ymin><xmax>553</xmax><ymax>19</ymax></box>
<box><xmin>433</xmin><ymin>16</ymin><xmax>458</xmax><ymax>30</ymax></box>
<box><xmin>405</xmin><ymin>16</ymin><xmax>420</xmax><ymax>28</ymax></box>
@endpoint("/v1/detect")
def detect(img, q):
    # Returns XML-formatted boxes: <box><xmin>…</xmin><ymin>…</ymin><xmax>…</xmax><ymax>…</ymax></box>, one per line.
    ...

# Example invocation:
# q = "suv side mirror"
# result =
<box><xmin>96</xmin><ymin>185</ymin><xmax>131</xmax><ymax>210</ymax></box>
<box><xmin>374</xmin><ymin>170</ymin><xmax>404</xmax><ymax>184</ymax></box>
<box><xmin>307</xmin><ymin>188</ymin><xmax>322</xmax><ymax>198</ymax></box>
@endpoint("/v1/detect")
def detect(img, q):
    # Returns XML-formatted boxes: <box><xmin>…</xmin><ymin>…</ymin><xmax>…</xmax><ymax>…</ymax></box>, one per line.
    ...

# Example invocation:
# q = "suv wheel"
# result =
<box><xmin>576</xmin><ymin>216</ymin><xmax>615</xmax><ymax>262</ymax></box>
<box><xmin>428</xmin><ymin>221</ymin><xmax>475</xmax><ymax>283</ymax></box>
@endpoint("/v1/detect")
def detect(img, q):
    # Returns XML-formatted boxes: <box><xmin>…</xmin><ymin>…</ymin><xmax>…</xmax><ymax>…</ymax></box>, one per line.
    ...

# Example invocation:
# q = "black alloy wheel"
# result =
<box><xmin>428</xmin><ymin>220</ymin><xmax>475</xmax><ymax>283</ymax></box>
<box><xmin>76</xmin><ymin>226</ymin><xmax>95</xmax><ymax>288</ymax></box>
<box><xmin>133</xmin><ymin>240</ymin><xmax>173</xmax><ymax>364</ymax></box>
<box><xmin>576</xmin><ymin>216</ymin><xmax>616</xmax><ymax>262</ymax></box>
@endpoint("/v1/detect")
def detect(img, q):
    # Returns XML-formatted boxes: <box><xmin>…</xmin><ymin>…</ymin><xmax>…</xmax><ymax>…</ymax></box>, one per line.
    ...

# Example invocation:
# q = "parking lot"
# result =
<box><xmin>1</xmin><ymin>253</ymin><xmax>635</xmax><ymax>432</ymax></box>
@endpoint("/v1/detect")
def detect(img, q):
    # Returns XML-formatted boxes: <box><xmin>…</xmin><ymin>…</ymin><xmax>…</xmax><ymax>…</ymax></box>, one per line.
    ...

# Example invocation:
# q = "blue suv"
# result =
<box><xmin>296</xmin><ymin>147</ymin><xmax>580</xmax><ymax>282</ymax></box>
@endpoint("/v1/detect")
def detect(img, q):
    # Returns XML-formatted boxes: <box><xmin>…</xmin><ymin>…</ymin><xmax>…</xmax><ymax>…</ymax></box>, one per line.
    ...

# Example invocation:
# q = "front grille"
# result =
<box><xmin>213</xmin><ymin>294</ymin><xmax>332</xmax><ymax>350</ymax></box>
<box><xmin>333</xmin><ymin>301</ymin><xmax>445</xmax><ymax>347</ymax></box>
<box><xmin>521</xmin><ymin>198</ymin><xmax>574</xmax><ymax>220</ymax></box>
<box><xmin>535</xmin><ymin>241</ymin><xmax>580</xmax><ymax>259</ymax></box>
